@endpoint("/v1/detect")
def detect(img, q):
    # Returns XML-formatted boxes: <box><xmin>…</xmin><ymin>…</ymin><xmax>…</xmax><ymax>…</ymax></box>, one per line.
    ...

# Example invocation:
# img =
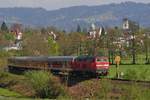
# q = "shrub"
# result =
<box><xmin>3</xmin><ymin>33</ymin><xmax>15</xmax><ymax>41</ymax></box>
<box><xmin>139</xmin><ymin>68</ymin><xmax>150</xmax><ymax>81</ymax></box>
<box><xmin>0</xmin><ymin>50</ymin><xmax>24</xmax><ymax>70</ymax></box>
<box><xmin>0</xmin><ymin>71</ymin><xmax>9</xmax><ymax>78</ymax></box>
<box><xmin>94</xmin><ymin>79</ymin><xmax>112</xmax><ymax>99</ymax></box>
<box><xmin>121</xmin><ymin>83</ymin><xmax>150</xmax><ymax>100</ymax></box>
<box><xmin>24</xmin><ymin>71</ymin><xmax>67</xmax><ymax>99</ymax></box>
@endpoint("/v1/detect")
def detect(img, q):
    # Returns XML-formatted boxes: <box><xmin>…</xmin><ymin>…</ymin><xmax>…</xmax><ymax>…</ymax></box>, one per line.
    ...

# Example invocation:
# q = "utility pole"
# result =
<box><xmin>145</xmin><ymin>32</ymin><xmax>149</xmax><ymax>64</ymax></box>
<box><xmin>132</xmin><ymin>31</ymin><xmax>136</xmax><ymax>64</ymax></box>
<box><xmin>79</xmin><ymin>42</ymin><xmax>82</xmax><ymax>55</ymax></box>
<box><xmin>131</xmin><ymin>21</ymin><xmax>139</xmax><ymax>64</ymax></box>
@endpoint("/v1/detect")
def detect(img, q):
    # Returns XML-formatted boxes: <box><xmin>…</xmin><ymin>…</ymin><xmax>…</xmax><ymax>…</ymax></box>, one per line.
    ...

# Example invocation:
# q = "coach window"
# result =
<box><xmin>74</xmin><ymin>58</ymin><xmax>77</xmax><ymax>62</ymax></box>
<box><xmin>77</xmin><ymin>58</ymin><xmax>81</xmax><ymax>62</ymax></box>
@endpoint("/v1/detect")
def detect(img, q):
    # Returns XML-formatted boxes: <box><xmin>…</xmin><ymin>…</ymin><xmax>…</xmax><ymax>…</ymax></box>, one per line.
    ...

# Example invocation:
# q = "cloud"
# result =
<box><xmin>0</xmin><ymin>0</ymin><xmax>149</xmax><ymax>10</ymax></box>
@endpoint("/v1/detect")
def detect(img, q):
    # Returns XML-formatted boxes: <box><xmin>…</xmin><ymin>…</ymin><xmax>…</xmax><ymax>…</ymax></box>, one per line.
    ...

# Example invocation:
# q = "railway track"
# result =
<box><xmin>64</xmin><ymin>74</ymin><xmax>150</xmax><ymax>87</ymax></box>
<box><xmin>110</xmin><ymin>78</ymin><xmax>150</xmax><ymax>84</ymax></box>
<box><xmin>108</xmin><ymin>78</ymin><xmax>150</xmax><ymax>87</ymax></box>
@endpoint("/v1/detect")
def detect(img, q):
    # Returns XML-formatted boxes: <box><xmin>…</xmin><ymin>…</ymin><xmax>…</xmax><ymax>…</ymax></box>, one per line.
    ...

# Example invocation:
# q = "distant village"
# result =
<box><xmin>0</xmin><ymin>18</ymin><xmax>150</xmax><ymax>59</ymax></box>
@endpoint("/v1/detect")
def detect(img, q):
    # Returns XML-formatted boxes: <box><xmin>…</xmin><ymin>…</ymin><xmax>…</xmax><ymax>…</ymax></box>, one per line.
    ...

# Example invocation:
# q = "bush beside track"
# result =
<box><xmin>0</xmin><ymin>71</ymin><xmax>70</xmax><ymax>99</ymax></box>
<box><xmin>0</xmin><ymin>70</ymin><xmax>149</xmax><ymax>99</ymax></box>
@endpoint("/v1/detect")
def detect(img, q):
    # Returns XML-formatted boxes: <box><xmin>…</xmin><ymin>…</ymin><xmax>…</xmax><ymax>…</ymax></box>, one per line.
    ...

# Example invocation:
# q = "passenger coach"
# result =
<box><xmin>8</xmin><ymin>56</ymin><xmax>110</xmax><ymax>76</ymax></box>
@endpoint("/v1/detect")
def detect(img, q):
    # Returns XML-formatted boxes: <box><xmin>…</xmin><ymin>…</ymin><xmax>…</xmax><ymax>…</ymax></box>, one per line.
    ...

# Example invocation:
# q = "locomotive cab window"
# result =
<box><xmin>96</xmin><ymin>58</ymin><xmax>108</xmax><ymax>62</ymax></box>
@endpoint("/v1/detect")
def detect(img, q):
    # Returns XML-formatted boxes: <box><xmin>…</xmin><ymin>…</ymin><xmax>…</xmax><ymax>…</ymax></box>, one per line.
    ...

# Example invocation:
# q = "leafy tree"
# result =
<box><xmin>82</xmin><ymin>27</ymin><xmax>87</xmax><ymax>33</ymax></box>
<box><xmin>77</xmin><ymin>24</ymin><xmax>82</xmax><ymax>33</ymax></box>
<box><xmin>10</xmin><ymin>23</ymin><xmax>22</xmax><ymax>35</ymax></box>
<box><xmin>1</xmin><ymin>22</ymin><xmax>9</xmax><ymax>32</ymax></box>
<box><xmin>22</xmin><ymin>32</ymin><xmax>50</xmax><ymax>56</ymax></box>
<box><xmin>3</xmin><ymin>33</ymin><xmax>15</xmax><ymax>41</ymax></box>
<box><xmin>48</xmin><ymin>36</ymin><xmax>59</xmax><ymax>55</ymax></box>
<box><xmin>41</xmin><ymin>28</ymin><xmax>47</xmax><ymax>34</ymax></box>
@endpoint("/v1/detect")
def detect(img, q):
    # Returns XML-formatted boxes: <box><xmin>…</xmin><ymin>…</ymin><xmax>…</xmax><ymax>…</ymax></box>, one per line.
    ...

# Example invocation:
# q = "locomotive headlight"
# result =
<box><xmin>96</xmin><ymin>64</ymin><xmax>109</xmax><ymax>67</ymax></box>
<box><xmin>96</xmin><ymin>65</ymin><xmax>103</xmax><ymax>67</ymax></box>
<box><xmin>104</xmin><ymin>64</ymin><xmax>109</xmax><ymax>66</ymax></box>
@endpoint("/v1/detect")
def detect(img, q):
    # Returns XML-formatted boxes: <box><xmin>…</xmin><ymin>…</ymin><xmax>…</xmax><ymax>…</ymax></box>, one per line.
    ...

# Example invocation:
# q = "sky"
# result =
<box><xmin>0</xmin><ymin>0</ymin><xmax>149</xmax><ymax>10</ymax></box>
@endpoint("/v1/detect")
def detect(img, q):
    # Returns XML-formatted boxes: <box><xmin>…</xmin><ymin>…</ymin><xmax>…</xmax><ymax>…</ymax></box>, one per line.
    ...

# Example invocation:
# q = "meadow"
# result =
<box><xmin>108</xmin><ymin>64</ymin><xmax>150</xmax><ymax>81</ymax></box>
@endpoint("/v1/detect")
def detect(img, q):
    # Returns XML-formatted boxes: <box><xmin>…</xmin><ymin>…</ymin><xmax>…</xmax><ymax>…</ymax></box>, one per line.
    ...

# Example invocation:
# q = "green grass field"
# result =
<box><xmin>108</xmin><ymin>64</ymin><xmax>150</xmax><ymax>81</ymax></box>
<box><xmin>0</xmin><ymin>88</ymin><xmax>22</xmax><ymax>97</ymax></box>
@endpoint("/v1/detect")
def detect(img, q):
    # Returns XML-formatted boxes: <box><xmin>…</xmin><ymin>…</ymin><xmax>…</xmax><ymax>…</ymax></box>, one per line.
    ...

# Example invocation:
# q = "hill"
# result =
<box><xmin>0</xmin><ymin>2</ymin><xmax>150</xmax><ymax>31</ymax></box>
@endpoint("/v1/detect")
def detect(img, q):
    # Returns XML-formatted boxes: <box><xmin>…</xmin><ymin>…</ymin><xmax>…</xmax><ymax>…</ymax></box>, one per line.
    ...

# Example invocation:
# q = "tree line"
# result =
<box><xmin>0</xmin><ymin>22</ymin><xmax>149</xmax><ymax>64</ymax></box>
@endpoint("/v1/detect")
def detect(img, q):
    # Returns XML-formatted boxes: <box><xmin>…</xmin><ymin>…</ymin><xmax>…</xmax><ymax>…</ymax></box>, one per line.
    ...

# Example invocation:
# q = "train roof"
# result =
<box><xmin>47</xmin><ymin>56</ymin><xmax>77</xmax><ymax>61</ymax></box>
<box><xmin>8</xmin><ymin>56</ymin><xmax>77</xmax><ymax>62</ymax></box>
<box><xmin>76</xmin><ymin>55</ymin><xmax>108</xmax><ymax>58</ymax></box>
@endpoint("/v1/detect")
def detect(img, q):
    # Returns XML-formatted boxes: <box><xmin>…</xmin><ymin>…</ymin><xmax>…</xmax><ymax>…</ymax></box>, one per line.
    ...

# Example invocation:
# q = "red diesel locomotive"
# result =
<box><xmin>8</xmin><ymin>56</ymin><xmax>110</xmax><ymax>76</ymax></box>
<box><xmin>72</xmin><ymin>56</ymin><xmax>110</xmax><ymax>75</ymax></box>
